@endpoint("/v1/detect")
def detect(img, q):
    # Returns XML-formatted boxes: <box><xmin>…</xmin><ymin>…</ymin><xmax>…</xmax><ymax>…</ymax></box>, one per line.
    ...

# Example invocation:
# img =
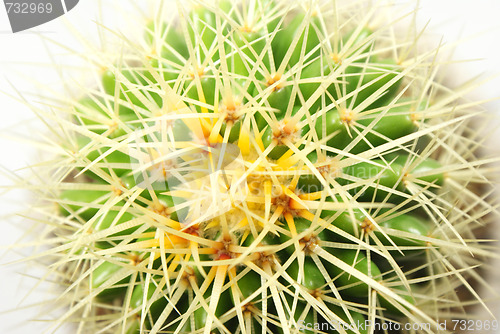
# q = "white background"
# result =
<box><xmin>0</xmin><ymin>1</ymin><xmax>499</xmax><ymax>333</ymax></box>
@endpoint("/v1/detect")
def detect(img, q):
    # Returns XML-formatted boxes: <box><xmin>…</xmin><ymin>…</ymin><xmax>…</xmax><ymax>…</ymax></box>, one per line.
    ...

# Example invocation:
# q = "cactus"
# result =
<box><xmin>8</xmin><ymin>0</ymin><xmax>499</xmax><ymax>333</ymax></box>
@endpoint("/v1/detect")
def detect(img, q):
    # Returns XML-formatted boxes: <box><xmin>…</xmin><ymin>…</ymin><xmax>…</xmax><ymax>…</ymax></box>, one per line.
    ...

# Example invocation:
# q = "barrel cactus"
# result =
<box><xmin>13</xmin><ymin>0</ymin><xmax>498</xmax><ymax>333</ymax></box>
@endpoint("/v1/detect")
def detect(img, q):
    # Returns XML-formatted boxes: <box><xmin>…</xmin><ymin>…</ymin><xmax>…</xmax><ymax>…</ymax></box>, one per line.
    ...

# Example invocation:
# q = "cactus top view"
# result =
<box><xmin>7</xmin><ymin>0</ymin><xmax>500</xmax><ymax>333</ymax></box>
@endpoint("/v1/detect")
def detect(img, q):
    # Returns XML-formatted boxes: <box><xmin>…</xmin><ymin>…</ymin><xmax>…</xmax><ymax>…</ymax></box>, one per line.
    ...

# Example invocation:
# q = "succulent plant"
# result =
<box><xmin>7</xmin><ymin>0</ymin><xmax>499</xmax><ymax>333</ymax></box>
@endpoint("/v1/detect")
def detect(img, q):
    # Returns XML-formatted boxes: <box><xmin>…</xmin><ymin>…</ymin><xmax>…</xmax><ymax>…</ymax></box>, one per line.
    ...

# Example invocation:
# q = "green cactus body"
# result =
<box><xmin>25</xmin><ymin>1</ymin><xmax>495</xmax><ymax>334</ymax></box>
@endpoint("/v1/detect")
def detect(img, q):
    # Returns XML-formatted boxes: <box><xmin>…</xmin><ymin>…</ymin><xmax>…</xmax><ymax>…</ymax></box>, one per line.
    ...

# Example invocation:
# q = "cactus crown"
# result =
<box><xmin>11</xmin><ymin>0</ymin><xmax>498</xmax><ymax>334</ymax></box>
